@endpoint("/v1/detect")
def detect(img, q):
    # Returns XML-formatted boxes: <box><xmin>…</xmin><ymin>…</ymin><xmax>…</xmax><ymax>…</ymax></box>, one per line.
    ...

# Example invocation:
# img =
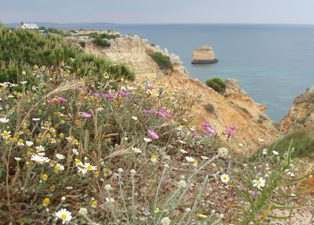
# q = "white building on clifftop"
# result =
<box><xmin>19</xmin><ymin>22</ymin><xmax>39</xmax><ymax>30</ymax></box>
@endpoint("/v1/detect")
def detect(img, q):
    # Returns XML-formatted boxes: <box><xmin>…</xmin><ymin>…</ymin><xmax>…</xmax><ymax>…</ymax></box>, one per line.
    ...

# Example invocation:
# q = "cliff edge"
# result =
<box><xmin>71</xmin><ymin>32</ymin><xmax>279</xmax><ymax>153</ymax></box>
<box><xmin>280</xmin><ymin>87</ymin><xmax>314</xmax><ymax>133</ymax></box>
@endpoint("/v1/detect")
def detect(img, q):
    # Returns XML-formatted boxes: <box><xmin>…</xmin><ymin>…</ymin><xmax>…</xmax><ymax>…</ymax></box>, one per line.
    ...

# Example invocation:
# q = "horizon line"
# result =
<box><xmin>4</xmin><ymin>21</ymin><xmax>314</xmax><ymax>26</ymax></box>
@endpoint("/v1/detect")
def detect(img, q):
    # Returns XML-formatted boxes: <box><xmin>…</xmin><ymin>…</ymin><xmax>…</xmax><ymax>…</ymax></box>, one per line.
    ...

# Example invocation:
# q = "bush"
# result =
<box><xmin>149</xmin><ymin>52</ymin><xmax>173</xmax><ymax>71</ymax></box>
<box><xmin>0</xmin><ymin>26</ymin><xmax>134</xmax><ymax>84</ymax></box>
<box><xmin>206</xmin><ymin>78</ymin><xmax>226</xmax><ymax>94</ymax></box>
<box><xmin>90</xmin><ymin>32</ymin><xmax>120</xmax><ymax>48</ymax></box>
<box><xmin>92</xmin><ymin>36</ymin><xmax>111</xmax><ymax>48</ymax></box>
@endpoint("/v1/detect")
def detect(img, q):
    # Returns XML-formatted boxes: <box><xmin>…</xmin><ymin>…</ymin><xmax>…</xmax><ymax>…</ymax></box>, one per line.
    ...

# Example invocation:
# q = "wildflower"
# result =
<box><xmin>225</xmin><ymin>126</ymin><xmax>236</xmax><ymax>139</ymax></box>
<box><xmin>55</xmin><ymin>208</ymin><xmax>72</xmax><ymax>224</ymax></box>
<box><xmin>262</xmin><ymin>148</ymin><xmax>268</xmax><ymax>155</ymax></box>
<box><xmin>31</xmin><ymin>154</ymin><xmax>50</xmax><ymax>164</ymax></box>
<box><xmin>185</xmin><ymin>156</ymin><xmax>196</xmax><ymax>163</ymax></box>
<box><xmin>40</xmin><ymin>173</ymin><xmax>48</xmax><ymax>181</ymax></box>
<box><xmin>252</xmin><ymin>177</ymin><xmax>266</xmax><ymax>190</ymax></box>
<box><xmin>150</xmin><ymin>153</ymin><xmax>159</xmax><ymax>164</ymax></box>
<box><xmin>14</xmin><ymin>157</ymin><xmax>22</xmax><ymax>161</ymax></box>
<box><xmin>42</xmin><ymin>197</ymin><xmax>50</xmax><ymax>207</ymax></box>
<box><xmin>56</xmin><ymin>153</ymin><xmax>65</xmax><ymax>160</ymax></box>
<box><xmin>85</xmin><ymin>163</ymin><xmax>97</xmax><ymax>172</ymax></box>
<box><xmin>220</xmin><ymin>174</ymin><xmax>230</xmax><ymax>184</ymax></box>
<box><xmin>54</xmin><ymin>163</ymin><xmax>65</xmax><ymax>173</ymax></box>
<box><xmin>131</xmin><ymin>116</ymin><xmax>138</xmax><ymax>121</ymax></box>
<box><xmin>130</xmin><ymin>169</ymin><xmax>136</xmax><ymax>176</ymax></box>
<box><xmin>132</xmin><ymin>147</ymin><xmax>142</xmax><ymax>153</ymax></box>
<box><xmin>0</xmin><ymin>117</ymin><xmax>9</xmax><ymax>124</ymax></box>
<box><xmin>161</xmin><ymin>217</ymin><xmax>171</xmax><ymax>225</ymax></box>
<box><xmin>178</xmin><ymin>180</ymin><xmax>187</xmax><ymax>188</ymax></box>
<box><xmin>89</xmin><ymin>198</ymin><xmax>97</xmax><ymax>208</ymax></box>
<box><xmin>117</xmin><ymin>89</ymin><xmax>130</xmax><ymax>98</ymax></box>
<box><xmin>217</xmin><ymin>147</ymin><xmax>229</xmax><ymax>158</ymax></box>
<box><xmin>179</xmin><ymin>149</ymin><xmax>187</xmax><ymax>154</ymax></box>
<box><xmin>196</xmin><ymin>213</ymin><xmax>208</xmax><ymax>219</ymax></box>
<box><xmin>105</xmin><ymin>197</ymin><xmax>115</xmax><ymax>203</ymax></box>
<box><xmin>147</xmin><ymin>129</ymin><xmax>159</xmax><ymax>140</ymax></box>
<box><xmin>185</xmin><ymin>156</ymin><xmax>198</xmax><ymax>167</ymax></box>
<box><xmin>48</xmin><ymin>96</ymin><xmax>67</xmax><ymax>105</ymax></box>
<box><xmin>1</xmin><ymin>130</ymin><xmax>11</xmax><ymax>140</ymax></box>
<box><xmin>25</xmin><ymin>141</ymin><xmax>34</xmax><ymax>147</ymax></box>
<box><xmin>272</xmin><ymin>150</ymin><xmax>279</xmax><ymax>156</ymax></box>
<box><xmin>78</xmin><ymin>208</ymin><xmax>88</xmax><ymax>216</ymax></box>
<box><xmin>144</xmin><ymin>137</ymin><xmax>152</xmax><ymax>143</ymax></box>
<box><xmin>103</xmin><ymin>167</ymin><xmax>112</xmax><ymax>177</ymax></box>
<box><xmin>32</xmin><ymin>118</ymin><xmax>40</xmax><ymax>122</ymax></box>
<box><xmin>156</xmin><ymin>107</ymin><xmax>171</xmax><ymax>119</ymax></box>
<box><xmin>201</xmin><ymin>122</ymin><xmax>216</xmax><ymax>136</ymax></box>
<box><xmin>104</xmin><ymin>184</ymin><xmax>113</xmax><ymax>191</ymax></box>
<box><xmin>117</xmin><ymin>168</ymin><xmax>124</xmax><ymax>173</ymax></box>
<box><xmin>35</xmin><ymin>145</ymin><xmax>45</xmax><ymax>152</ymax></box>
<box><xmin>79</xmin><ymin>112</ymin><xmax>92</xmax><ymax>119</ymax></box>
<box><xmin>72</xmin><ymin>148</ymin><xmax>79</xmax><ymax>155</ymax></box>
<box><xmin>17</xmin><ymin>139</ymin><xmax>24</xmax><ymax>146</ymax></box>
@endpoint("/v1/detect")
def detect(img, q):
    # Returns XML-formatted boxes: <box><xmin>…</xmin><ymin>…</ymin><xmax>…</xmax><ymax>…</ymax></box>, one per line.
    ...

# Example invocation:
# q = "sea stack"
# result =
<box><xmin>192</xmin><ymin>45</ymin><xmax>218</xmax><ymax>64</ymax></box>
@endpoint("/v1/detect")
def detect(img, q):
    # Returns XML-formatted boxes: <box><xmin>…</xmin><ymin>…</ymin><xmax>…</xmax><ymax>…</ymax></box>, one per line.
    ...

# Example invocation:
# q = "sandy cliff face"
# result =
<box><xmin>74</xmin><ymin>32</ymin><xmax>279</xmax><ymax>153</ymax></box>
<box><xmin>280</xmin><ymin>87</ymin><xmax>314</xmax><ymax>133</ymax></box>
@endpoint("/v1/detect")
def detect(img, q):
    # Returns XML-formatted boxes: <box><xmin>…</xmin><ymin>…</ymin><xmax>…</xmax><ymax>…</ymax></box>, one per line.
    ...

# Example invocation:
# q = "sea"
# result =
<box><xmin>22</xmin><ymin>23</ymin><xmax>314</xmax><ymax>121</ymax></box>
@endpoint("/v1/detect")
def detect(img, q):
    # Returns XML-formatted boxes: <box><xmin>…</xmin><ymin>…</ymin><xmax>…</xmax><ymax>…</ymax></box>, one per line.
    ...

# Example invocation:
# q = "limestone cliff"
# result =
<box><xmin>71</xmin><ymin>31</ymin><xmax>279</xmax><ymax>153</ymax></box>
<box><xmin>280</xmin><ymin>87</ymin><xmax>314</xmax><ymax>133</ymax></box>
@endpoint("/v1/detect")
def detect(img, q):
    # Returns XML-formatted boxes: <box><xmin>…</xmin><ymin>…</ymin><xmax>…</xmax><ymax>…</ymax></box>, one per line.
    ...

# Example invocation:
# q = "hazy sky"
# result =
<box><xmin>2</xmin><ymin>0</ymin><xmax>314</xmax><ymax>24</ymax></box>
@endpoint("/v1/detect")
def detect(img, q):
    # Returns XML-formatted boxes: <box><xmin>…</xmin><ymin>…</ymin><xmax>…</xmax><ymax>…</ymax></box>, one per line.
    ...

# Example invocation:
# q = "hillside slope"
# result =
<box><xmin>74</xmin><ymin>32</ymin><xmax>279</xmax><ymax>153</ymax></box>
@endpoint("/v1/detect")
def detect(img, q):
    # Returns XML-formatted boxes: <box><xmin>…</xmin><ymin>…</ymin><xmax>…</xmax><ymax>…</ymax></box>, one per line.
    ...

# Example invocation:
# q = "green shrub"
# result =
<box><xmin>92</xmin><ymin>36</ymin><xmax>111</xmax><ymax>48</ymax></box>
<box><xmin>0</xmin><ymin>26</ymin><xmax>134</xmax><ymax>84</ymax></box>
<box><xmin>149</xmin><ymin>52</ymin><xmax>173</xmax><ymax>71</ymax></box>
<box><xmin>206</xmin><ymin>78</ymin><xmax>226</xmax><ymax>94</ymax></box>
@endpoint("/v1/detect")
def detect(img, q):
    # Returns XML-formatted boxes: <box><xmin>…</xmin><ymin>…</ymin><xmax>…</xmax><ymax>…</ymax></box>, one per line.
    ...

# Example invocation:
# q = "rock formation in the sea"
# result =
<box><xmin>191</xmin><ymin>45</ymin><xmax>218</xmax><ymax>64</ymax></box>
<box><xmin>71</xmin><ymin>31</ymin><xmax>279</xmax><ymax>153</ymax></box>
<box><xmin>280</xmin><ymin>86</ymin><xmax>314</xmax><ymax>133</ymax></box>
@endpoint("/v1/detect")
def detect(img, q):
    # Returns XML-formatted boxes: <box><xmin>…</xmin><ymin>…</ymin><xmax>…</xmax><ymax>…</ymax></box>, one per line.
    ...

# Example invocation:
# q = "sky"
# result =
<box><xmin>2</xmin><ymin>0</ymin><xmax>314</xmax><ymax>24</ymax></box>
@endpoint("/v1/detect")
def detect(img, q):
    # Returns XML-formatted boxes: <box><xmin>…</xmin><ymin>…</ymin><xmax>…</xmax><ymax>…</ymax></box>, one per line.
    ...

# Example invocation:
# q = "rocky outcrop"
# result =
<box><xmin>280</xmin><ymin>87</ymin><xmax>314</xmax><ymax>133</ymax></box>
<box><xmin>192</xmin><ymin>45</ymin><xmax>218</xmax><ymax>64</ymax></box>
<box><xmin>72</xmin><ymin>31</ymin><xmax>279</xmax><ymax>153</ymax></box>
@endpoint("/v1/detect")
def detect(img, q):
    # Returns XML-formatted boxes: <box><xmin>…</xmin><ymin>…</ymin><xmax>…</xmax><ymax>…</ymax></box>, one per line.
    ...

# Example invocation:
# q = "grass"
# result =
<box><xmin>149</xmin><ymin>52</ymin><xmax>173</xmax><ymax>71</ymax></box>
<box><xmin>252</xmin><ymin>129</ymin><xmax>314</xmax><ymax>159</ymax></box>
<box><xmin>206</xmin><ymin>78</ymin><xmax>226</xmax><ymax>94</ymax></box>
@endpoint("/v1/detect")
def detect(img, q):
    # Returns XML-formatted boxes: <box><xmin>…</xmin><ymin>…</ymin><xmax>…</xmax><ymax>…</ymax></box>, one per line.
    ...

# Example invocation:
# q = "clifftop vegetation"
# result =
<box><xmin>0</xmin><ymin>26</ymin><xmax>312</xmax><ymax>225</ymax></box>
<box><xmin>0</xmin><ymin>26</ymin><xmax>134</xmax><ymax>85</ymax></box>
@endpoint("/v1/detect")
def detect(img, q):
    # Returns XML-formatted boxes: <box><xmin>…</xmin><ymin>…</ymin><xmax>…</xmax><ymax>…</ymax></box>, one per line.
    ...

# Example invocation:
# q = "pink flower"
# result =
<box><xmin>144</xmin><ymin>107</ymin><xmax>171</xmax><ymax>119</ymax></box>
<box><xmin>147</xmin><ymin>129</ymin><xmax>159</xmax><ymax>140</ymax></box>
<box><xmin>156</xmin><ymin>107</ymin><xmax>171</xmax><ymax>119</ymax></box>
<box><xmin>117</xmin><ymin>90</ymin><xmax>130</xmax><ymax>98</ymax></box>
<box><xmin>79</xmin><ymin>112</ymin><xmax>92</xmax><ymax>119</ymax></box>
<box><xmin>225</xmin><ymin>126</ymin><xmax>236</xmax><ymax>139</ymax></box>
<box><xmin>48</xmin><ymin>96</ymin><xmax>67</xmax><ymax>105</ymax></box>
<box><xmin>202</xmin><ymin>122</ymin><xmax>216</xmax><ymax>136</ymax></box>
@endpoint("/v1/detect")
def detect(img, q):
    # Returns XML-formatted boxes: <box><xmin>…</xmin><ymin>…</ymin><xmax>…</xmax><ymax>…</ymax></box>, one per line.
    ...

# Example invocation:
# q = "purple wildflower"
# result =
<box><xmin>48</xmin><ymin>96</ymin><xmax>67</xmax><ymax>105</ymax></box>
<box><xmin>147</xmin><ymin>129</ymin><xmax>159</xmax><ymax>140</ymax></box>
<box><xmin>202</xmin><ymin>122</ymin><xmax>216</xmax><ymax>136</ymax></box>
<box><xmin>156</xmin><ymin>107</ymin><xmax>171</xmax><ymax>119</ymax></box>
<box><xmin>225</xmin><ymin>126</ymin><xmax>236</xmax><ymax>139</ymax></box>
<box><xmin>103</xmin><ymin>92</ymin><xmax>115</xmax><ymax>101</ymax></box>
<box><xmin>117</xmin><ymin>90</ymin><xmax>130</xmax><ymax>98</ymax></box>
<box><xmin>79</xmin><ymin>112</ymin><xmax>92</xmax><ymax>119</ymax></box>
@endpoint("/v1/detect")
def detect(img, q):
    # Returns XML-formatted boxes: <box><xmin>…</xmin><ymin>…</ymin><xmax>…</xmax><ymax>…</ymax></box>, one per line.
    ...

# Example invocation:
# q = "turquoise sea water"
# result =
<box><xmin>43</xmin><ymin>23</ymin><xmax>314</xmax><ymax>121</ymax></box>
